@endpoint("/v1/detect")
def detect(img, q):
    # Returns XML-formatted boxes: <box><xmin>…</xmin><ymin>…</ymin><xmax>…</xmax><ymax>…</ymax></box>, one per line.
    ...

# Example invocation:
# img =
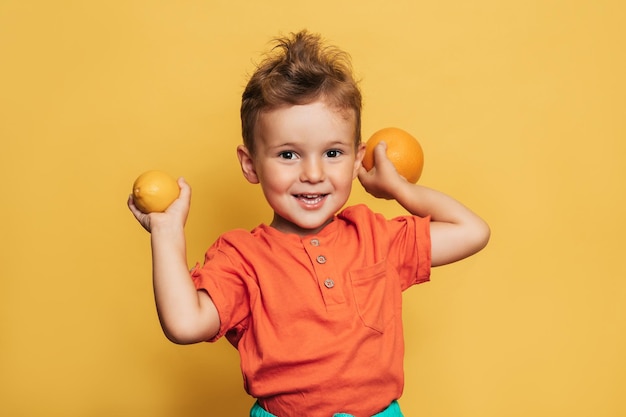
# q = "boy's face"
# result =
<box><xmin>237</xmin><ymin>99</ymin><xmax>365</xmax><ymax>236</ymax></box>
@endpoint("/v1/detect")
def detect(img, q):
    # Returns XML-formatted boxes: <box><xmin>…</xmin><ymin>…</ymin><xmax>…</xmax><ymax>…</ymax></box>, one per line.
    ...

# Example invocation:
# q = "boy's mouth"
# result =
<box><xmin>294</xmin><ymin>194</ymin><xmax>328</xmax><ymax>206</ymax></box>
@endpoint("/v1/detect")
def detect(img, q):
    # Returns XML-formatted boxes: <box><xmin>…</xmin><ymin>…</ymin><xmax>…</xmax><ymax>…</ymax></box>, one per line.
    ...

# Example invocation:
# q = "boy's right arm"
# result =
<box><xmin>128</xmin><ymin>178</ymin><xmax>220</xmax><ymax>344</ymax></box>
<box><xmin>358</xmin><ymin>143</ymin><xmax>490</xmax><ymax>266</ymax></box>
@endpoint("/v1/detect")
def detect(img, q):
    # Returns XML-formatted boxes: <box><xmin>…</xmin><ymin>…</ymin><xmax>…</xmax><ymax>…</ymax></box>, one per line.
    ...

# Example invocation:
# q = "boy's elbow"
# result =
<box><xmin>431</xmin><ymin>219</ymin><xmax>491</xmax><ymax>267</ymax></box>
<box><xmin>162</xmin><ymin>325</ymin><xmax>217</xmax><ymax>345</ymax></box>
<box><xmin>472</xmin><ymin>219</ymin><xmax>491</xmax><ymax>253</ymax></box>
<box><xmin>159</xmin><ymin>317</ymin><xmax>220</xmax><ymax>345</ymax></box>
<box><xmin>479</xmin><ymin>218</ymin><xmax>491</xmax><ymax>243</ymax></box>
<box><xmin>157</xmin><ymin>291</ymin><xmax>221</xmax><ymax>345</ymax></box>
<box><xmin>163</xmin><ymin>329</ymin><xmax>200</xmax><ymax>345</ymax></box>
<box><xmin>455</xmin><ymin>219</ymin><xmax>491</xmax><ymax>262</ymax></box>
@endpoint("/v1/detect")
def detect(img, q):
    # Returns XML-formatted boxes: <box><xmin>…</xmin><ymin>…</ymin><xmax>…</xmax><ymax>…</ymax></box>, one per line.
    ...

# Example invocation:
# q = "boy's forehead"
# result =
<box><xmin>254</xmin><ymin>102</ymin><xmax>357</xmax><ymax>144</ymax></box>
<box><xmin>256</xmin><ymin>101</ymin><xmax>356</xmax><ymax>130</ymax></box>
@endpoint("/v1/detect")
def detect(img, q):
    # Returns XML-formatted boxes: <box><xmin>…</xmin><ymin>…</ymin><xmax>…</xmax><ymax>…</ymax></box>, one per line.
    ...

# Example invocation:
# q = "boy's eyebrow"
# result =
<box><xmin>268</xmin><ymin>141</ymin><xmax>299</xmax><ymax>149</ymax></box>
<box><xmin>326</xmin><ymin>139</ymin><xmax>356</xmax><ymax>149</ymax></box>
<box><xmin>270</xmin><ymin>139</ymin><xmax>353</xmax><ymax>148</ymax></box>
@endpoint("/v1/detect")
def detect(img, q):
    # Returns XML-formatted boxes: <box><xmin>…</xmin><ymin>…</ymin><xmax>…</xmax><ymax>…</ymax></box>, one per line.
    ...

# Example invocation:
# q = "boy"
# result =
<box><xmin>129</xmin><ymin>30</ymin><xmax>490</xmax><ymax>417</ymax></box>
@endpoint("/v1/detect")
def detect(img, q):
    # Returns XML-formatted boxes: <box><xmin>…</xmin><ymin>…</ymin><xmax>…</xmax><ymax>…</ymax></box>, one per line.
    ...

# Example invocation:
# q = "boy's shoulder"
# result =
<box><xmin>339</xmin><ymin>203</ymin><xmax>375</xmax><ymax>217</ymax></box>
<box><xmin>338</xmin><ymin>203</ymin><xmax>385</xmax><ymax>225</ymax></box>
<box><xmin>205</xmin><ymin>227</ymin><xmax>270</xmax><ymax>265</ymax></box>
<box><xmin>339</xmin><ymin>204</ymin><xmax>430</xmax><ymax>237</ymax></box>
<box><xmin>214</xmin><ymin>226</ymin><xmax>266</xmax><ymax>243</ymax></box>
<box><xmin>212</xmin><ymin>224</ymin><xmax>299</xmax><ymax>248</ymax></box>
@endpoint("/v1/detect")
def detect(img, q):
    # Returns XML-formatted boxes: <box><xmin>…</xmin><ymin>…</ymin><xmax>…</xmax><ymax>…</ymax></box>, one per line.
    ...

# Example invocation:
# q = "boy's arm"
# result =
<box><xmin>392</xmin><ymin>183</ymin><xmax>490</xmax><ymax>266</ymax></box>
<box><xmin>358</xmin><ymin>143</ymin><xmax>490</xmax><ymax>267</ymax></box>
<box><xmin>128</xmin><ymin>178</ymin><xmax>220</xmax><ymax>344</ymax></box>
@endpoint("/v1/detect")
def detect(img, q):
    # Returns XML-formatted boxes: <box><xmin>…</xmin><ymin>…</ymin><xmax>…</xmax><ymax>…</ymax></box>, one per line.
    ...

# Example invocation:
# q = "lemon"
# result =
<box><xmin>132</xmin><ymin>170</ymin><xmax>180</xmax><ymax>213</ymax></box>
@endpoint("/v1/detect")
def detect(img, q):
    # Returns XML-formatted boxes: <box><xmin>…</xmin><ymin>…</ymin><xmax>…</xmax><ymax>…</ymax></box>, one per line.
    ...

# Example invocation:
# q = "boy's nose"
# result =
<box><xmin>300</xmin><ymin>158</ymin><xmax>325</xmax><ymax>183</ymax></box>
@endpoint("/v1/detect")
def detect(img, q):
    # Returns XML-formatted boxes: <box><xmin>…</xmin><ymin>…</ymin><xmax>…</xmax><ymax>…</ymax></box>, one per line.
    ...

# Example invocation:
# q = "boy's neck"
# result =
<box><xmin>269</xmin><ymin>213</ymin><xmax>336</xmax><ymax>237</ymax></box>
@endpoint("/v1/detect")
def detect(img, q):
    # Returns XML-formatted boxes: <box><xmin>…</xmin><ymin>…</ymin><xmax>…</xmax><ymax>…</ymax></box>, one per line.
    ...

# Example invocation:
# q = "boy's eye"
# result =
<box><xmin>279</xmin><ymin>151</ymin><xmax>296</xmax><ymax>159</ymax></box>
<box><xmin>326</xmin><ymin>149</ymin><xmax>342</xmax><ymax>158</ymax></box>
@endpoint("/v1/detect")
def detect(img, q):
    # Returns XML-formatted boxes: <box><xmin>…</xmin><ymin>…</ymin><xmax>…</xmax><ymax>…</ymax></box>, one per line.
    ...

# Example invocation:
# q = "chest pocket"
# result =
<box><xmin>349</xmin><ymin>261</ymin><xmax>391</xmax><ymax>333</ymax></box>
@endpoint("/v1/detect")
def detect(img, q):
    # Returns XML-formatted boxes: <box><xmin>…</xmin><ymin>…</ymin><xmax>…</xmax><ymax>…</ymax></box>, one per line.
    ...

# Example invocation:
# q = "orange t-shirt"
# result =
<box><xmin>191</xmin><ymin>204</ymin><xmax>431</xmax><ymax>417</ymax></box>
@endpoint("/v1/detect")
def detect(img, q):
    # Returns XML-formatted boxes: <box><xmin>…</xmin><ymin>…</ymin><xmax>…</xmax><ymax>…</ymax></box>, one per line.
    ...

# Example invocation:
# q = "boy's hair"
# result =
<box><xmin>241</xmin><ymin>30</ymin><xmax>362</xmax><ymax>155</ymax></box>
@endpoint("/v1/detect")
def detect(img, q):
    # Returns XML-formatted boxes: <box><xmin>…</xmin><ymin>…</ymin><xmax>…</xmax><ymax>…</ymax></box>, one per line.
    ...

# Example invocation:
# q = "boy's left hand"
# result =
<box><xmin>357</xmin><ymin>142</ymin><xmax>407</xmax><ymax>200</ymax></box>
<box><xmin>128</xmin><ymin>177</ymin><xmax>191</xmax><ymax>233</ymax></box>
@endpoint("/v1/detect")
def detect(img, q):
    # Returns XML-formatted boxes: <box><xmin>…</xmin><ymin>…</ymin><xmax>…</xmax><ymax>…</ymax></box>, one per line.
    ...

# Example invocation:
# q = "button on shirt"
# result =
<box><xmin>191</xmin><ymin>204</ymin><xmax>431</xmax><ymax>417</ymax></box>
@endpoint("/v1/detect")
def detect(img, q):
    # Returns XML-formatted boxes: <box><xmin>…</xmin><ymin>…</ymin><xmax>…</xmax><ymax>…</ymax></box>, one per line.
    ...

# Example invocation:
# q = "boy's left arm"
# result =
<box><xmin>358</xmin><ymin>142</ymin><xmax>490</xmax><ymax>267</ymax></box>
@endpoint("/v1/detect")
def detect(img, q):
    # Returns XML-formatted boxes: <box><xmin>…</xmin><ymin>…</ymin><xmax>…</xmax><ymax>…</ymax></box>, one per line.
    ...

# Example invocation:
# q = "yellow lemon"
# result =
<box><xmin>362</xmin><ymin>127</ymin><xmax>424</xmax><ymax>183</ymax></box>
<box><xmin>132</xmin><ymin>170</ymin><xmax>180</xmax><ymax>213</ymax></box>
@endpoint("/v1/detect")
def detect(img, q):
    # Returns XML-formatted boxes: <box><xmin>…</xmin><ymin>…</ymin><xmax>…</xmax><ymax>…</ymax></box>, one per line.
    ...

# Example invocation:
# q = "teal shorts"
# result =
<box><xmin>250</xmin><ymin>400</ymin><xmax>404</xmax><ymax>417</ymax></box>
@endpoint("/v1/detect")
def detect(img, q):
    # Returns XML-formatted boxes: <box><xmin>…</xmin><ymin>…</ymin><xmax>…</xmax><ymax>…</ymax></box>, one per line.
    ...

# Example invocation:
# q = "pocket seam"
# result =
<box><xmin>350</xmin><ymin>260</ymin><xmax>388</xmax><ymax>333</ymax></box>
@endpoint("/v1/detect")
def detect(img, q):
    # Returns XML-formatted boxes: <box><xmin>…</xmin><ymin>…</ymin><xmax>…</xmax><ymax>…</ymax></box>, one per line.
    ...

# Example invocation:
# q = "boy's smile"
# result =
<box><xmin>237</xmin><ymin>99</ymin><xmax>365</xmax><ymax>236</ymax></box>
<box><xmin>295</xmin><ymin>193</ymin><xmax>326</xmax><ymax>208</ymax></box>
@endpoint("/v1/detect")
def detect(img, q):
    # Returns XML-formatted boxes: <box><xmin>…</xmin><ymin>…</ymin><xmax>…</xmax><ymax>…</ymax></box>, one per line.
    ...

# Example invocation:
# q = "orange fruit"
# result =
<box><xmin>362</xmin><ymin>127</ymin><xmax>424</xmax><ymax>183</ymax></box>
<box><xmin>132</xmin><ymin>170</ymin><xmax>180</xmax><ymax>213</ymax></box>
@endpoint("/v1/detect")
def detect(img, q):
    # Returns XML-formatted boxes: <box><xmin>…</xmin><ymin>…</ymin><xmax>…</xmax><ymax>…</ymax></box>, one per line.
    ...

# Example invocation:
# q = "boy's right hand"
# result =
<box><xmin>127</xmin><ymin>177</ymin><xmax>191</xmax><ymax>233</ymax></box>
<box><xmin>358</xmin><ymin>142</ymin><xmax>408</xmax><ymax>200</ymax></box>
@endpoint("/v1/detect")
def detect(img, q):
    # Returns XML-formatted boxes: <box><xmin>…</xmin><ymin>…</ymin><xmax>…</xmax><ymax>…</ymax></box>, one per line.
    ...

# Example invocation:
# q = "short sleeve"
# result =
<box><xmin>386</xmin><ymin>214</ymin><xmax>432</xmax><ymax>290</ymax></box>
<box><xmin>190</xmin><ymin>235</ymin><xmax>253</xmax><ymax>345</ymax></box>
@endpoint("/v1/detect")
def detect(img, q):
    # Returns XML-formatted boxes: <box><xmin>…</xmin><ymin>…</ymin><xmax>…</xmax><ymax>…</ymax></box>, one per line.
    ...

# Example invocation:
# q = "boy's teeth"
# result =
<box><xmin>296</xmin><ymin>194</ymin><xmax>324</xmax><ymax>204</ymax></box>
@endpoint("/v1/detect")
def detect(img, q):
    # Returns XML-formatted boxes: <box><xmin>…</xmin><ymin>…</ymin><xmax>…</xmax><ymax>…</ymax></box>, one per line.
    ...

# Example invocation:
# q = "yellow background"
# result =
<box><xmin>1</xmin><ymin>1</ymin><xmax>624</xmax><ymax>416</ymax></box>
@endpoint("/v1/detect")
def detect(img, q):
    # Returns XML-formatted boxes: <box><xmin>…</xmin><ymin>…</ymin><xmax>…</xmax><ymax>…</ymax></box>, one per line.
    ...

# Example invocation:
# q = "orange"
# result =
<box><xmin>132</xmin><ymin>170</ymin><xmax>180</xmax><ymax>213</ymax></box>
<box><xmin>362</xmin><ymin>127</ymin><xmax>424</xmax><ymax>183</ymax></box>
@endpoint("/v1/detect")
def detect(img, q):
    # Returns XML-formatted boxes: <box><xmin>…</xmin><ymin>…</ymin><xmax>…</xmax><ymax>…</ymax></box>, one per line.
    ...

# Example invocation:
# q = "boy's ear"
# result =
<box><xmin>237</xmin><ymin>145</ymin><xmax>260</xmax><ymax>184</ymax></box>
<box><xmin>352</xmin><ymin>143</ymin><xmax>367</xmax><ymax>179</ymax></box>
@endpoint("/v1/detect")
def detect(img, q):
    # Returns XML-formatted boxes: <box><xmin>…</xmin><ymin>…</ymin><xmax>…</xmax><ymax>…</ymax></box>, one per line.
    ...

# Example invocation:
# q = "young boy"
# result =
<box><xmin>129</xmin><ymin>30</ymin><xmax>490</xmax><ymax>417</ymax></box>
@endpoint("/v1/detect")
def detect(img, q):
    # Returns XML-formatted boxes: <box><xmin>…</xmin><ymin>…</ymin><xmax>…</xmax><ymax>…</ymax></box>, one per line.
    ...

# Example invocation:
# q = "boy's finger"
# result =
<box><xmin>176</xmin><ymin>177</ymin><xmax>191</xmax><ymax>201</ymax></box>
<box><xmin>373</xmin><ymin>141</ymin><xmax>389</xmax><ymax>164</ymax></box>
